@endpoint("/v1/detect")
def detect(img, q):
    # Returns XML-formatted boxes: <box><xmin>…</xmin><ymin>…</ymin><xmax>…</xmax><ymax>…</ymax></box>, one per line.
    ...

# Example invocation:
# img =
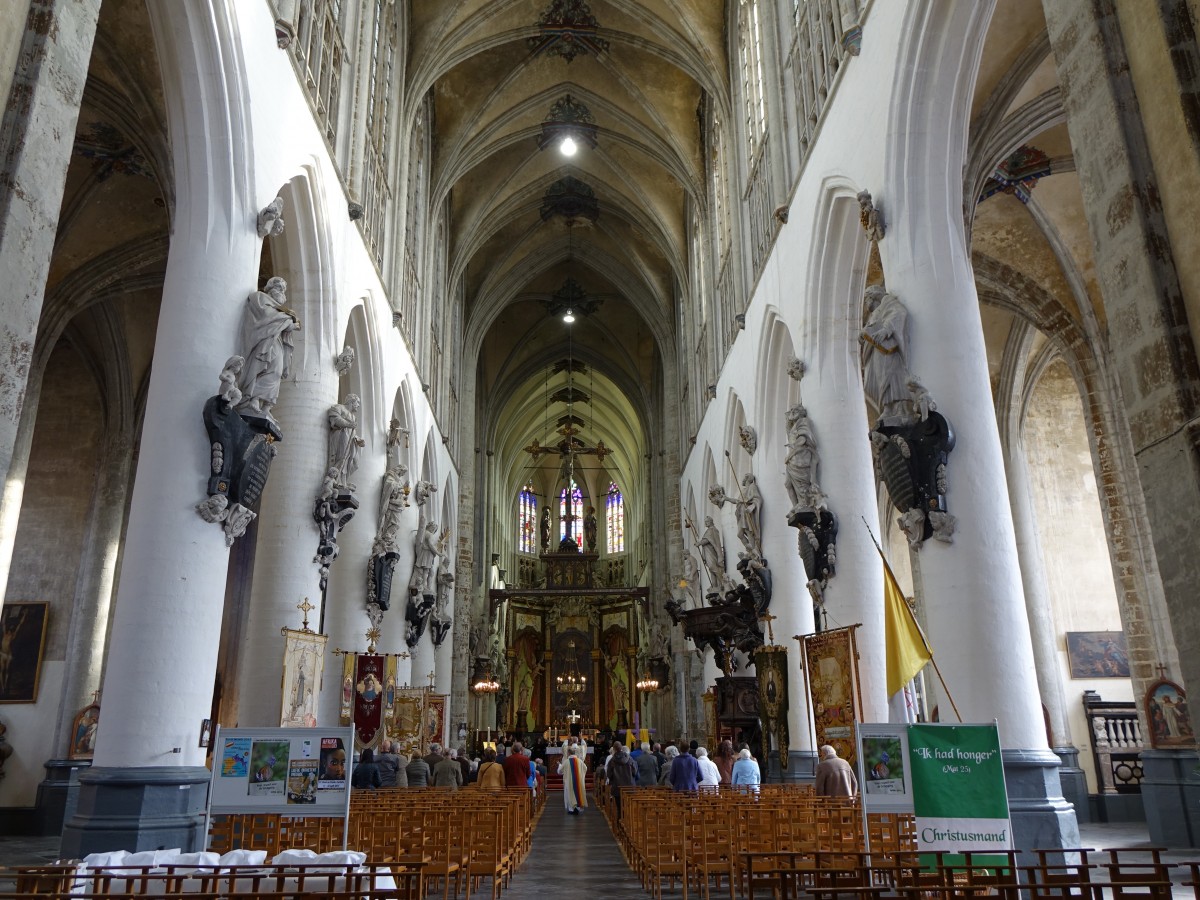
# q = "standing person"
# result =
<box><xmin>606</xmin><ymin>744</ymin><xmax>637</xmax><ymax>816</ymax></box>
<box><xmin>695</xmin><ymin>747</ymin><xmax>721</xmax><ymax>787</ymax></box>
<box><xmin>433</xmin><ymin>748</ymin><xmax>464</xmax><ymax>790</ymax></box>
<box><xmin>502</xmin><ymin>741</ymin><xmax>532</xmax><ymax>788</ymax></box>
<box><xmin>456</xmin><ymin>745</ymin><xmax>471</xmax><ymax>784</ymax></box>
<box><xmin>405</xmin><ymin>752</ymin><xmax>431</xmax><ymax>788</ymax></box>
<box><xmin>668</xmin><ymin>745</ymin><xmax>700</xmax><ymax>791</ymax></box>
<box><xmin>815</xmin><ymin>745</ymin><xmax>858</xmax><ymax>797</ymax></box>
<box><xmin>713</xmin><ymin>739</ymin><xmax>735</xmax><ymax>785</ymax></box>
<box><xmin>351</xmin><ymin>748</ymin><xmax>382</xmax><ymax>790</ymax></box>
<box><xmin>560</xmin><ymin>744</ymin><xmax>589</xmax><ymax>814</ymax></box>
<box><xmin>731</xmin><ymin>748</ymin><xmax>761</xmax><ymax>790</ymax></box>
<box><xmin>376</xmin><ymin>739</ymin><xmax>401</xmax><ymax>788</ymax></box>
<box><xmin>635</xmin><ymin>741</ymin><xmax>659</xmax><ymax>787</ymax></box>
<box><xmin>423</xmin><ymin>742</ymin><xmax>445</xmax><ymax>770</ymax></box>
<box><xmin>477</xmin><ymin>748</ymin><xmax>505</xmax><ymax>790</ymax></box>
<box><xmin>658</xmin><ymin>745</ymin><xmax>680</xmax><ymax>785</ymax></box>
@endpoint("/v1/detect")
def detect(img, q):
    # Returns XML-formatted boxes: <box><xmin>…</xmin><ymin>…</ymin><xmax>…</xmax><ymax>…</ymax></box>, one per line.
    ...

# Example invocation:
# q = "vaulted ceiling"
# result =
<box><xmin>411</xmin><ymin>0</ymin><xmax>725</xmax><ymax>501</ymax></box>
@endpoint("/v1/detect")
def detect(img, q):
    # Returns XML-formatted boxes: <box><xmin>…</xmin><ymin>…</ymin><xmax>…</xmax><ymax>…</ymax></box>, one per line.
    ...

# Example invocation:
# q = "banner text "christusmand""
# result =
<box><xmin>921</xmin><ymin>827</ymin><xmax>1008</xmax><ymax>842</ymax></box>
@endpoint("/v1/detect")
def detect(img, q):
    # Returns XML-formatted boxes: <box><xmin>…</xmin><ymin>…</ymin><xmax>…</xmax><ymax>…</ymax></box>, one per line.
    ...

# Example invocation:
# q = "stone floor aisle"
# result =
<box><xmin>502</xmin><ymin>798</ymin><xmax>648</xmax><ymax>899</ymax></box>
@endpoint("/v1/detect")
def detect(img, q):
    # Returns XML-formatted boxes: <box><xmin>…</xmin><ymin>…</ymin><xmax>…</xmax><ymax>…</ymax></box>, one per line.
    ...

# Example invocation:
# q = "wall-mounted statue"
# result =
<box><xmin>367</xmin><ymin>420</ymin><xmax>410</xmax><ymax>612</ymax></box>
<box><xmin>709</xmin><ymin>474</ymin><xmax>762</xmax><ymax>560</ymax></box>
<box><xmin>536</xmin><ymin>505</ymin><xmax>551</xmax><ymax>554</ymax></box>
<box><xmin>860</xmin><ymin>286</ymin><xmax>957</xmax><ymax>547</ymax></box>
<box><xmin>411</xmin><ymin>522</ymin><xmax>440</xmax><ymax>596</ymax></box>
<box><xmin>430</xmin><ymin>553</ymin><xmax>454</xmax><ymax>646</ymax></box>
<box><xmin>858</xmin><ymin>190</ymin><xmax>884</xmax><ymax>242</ymax></box>
<box><xmin>333</xmin><ymin>345</ymin><xmax>355</xmax><ymax>377</ymax></box>
<box><xmin>784</xmin><ymin>358</ymin><xmax>838</xmax><ymax>589</ymax></box>
<box><xmin>236</xmin><ymin>277</ymin><xmax>300</xmax><ymax>438</ymax></box>
<box><xmin>698</xmin><ymin>515</ymin><xmax>734</xmax><ymax>596</ymax></box>
<box><xmin>738</xmin><ymin>425</ymin><xmax>758</xmax><ymax>456</ymax></box>
<box><xmin>197</xmin><ymin>278</ymin><xmax>301</xmax><ymax>547</ymax></box>
<box><xmin>680</xmin><ymin>552</ymin><xmax>701</xmax><ymax>608</ymax></box>
<box><xmin>784</xmin><ymin>404</ymin><xmax>821</xmax><ymax>515</ymax></box>
<box><xmin>326</xmin><ymin>394</ymin><xmax>365</xmax><ymax>492</ymax></box>
<box><xmin>257</xmin><ymin>196</ymin><xmax>285</xmax><ymax>238</ymax></box>
<box><xmin>583</xmin><ymin>505</ymin><xmax>598</xmax><ymax>552</ymax></box>
<box><xmin>859</xmin><ymin>285</ymin><xmax>910</xmax><ymax>427</ymax></box>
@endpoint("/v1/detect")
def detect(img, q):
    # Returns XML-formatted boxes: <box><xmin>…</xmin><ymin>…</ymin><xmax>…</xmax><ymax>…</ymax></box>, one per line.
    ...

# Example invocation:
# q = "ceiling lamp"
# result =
<box><xmin>471</xmin><ymin>665</ymin><xmax>501</xmax><ymax>694</ymax></box>
<box><xmin>563</xmin><ymin>308</ymin><xmax>576</xmax><ymax>323</ymax></box>
<box><xmin>636</xmin><ymin>672</ymin><xmax>660</xmax><ymax>693</ymax></box>
<box><xmin>556</xmin><ymin>641</ymin><xmax>588</xmax><ymax>695</ymax></box>
<box><xmin>559</xmin><ymin>135</ymin><xmax>578</xmax><ymax>157</ymax></box>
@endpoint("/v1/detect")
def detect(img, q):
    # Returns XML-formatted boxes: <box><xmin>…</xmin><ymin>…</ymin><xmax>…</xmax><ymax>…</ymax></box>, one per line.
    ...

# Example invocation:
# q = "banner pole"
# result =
<box><xmin>861</xmin><ymin>517</ymin><xmax>963</xmax><ymax>723</ymax></box>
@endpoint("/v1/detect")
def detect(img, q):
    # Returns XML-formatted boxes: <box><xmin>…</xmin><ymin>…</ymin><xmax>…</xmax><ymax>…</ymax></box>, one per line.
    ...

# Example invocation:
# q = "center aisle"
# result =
<box><xmin>504</xmin><ymin>794</ymin><xmax>647</xmax><ymax>898</ymax></box>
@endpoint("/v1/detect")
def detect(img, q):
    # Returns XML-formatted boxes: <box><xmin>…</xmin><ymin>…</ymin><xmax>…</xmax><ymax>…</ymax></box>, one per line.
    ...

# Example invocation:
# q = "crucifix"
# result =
<box><xmin>759</xmin><ymin>611</ymin><xmax>777</xmax><ymax>645</ymax></box>
<box><xmin>566</xmin><ymin>709</ymin><xmax>581</xmax><ymax>725</ymax></box>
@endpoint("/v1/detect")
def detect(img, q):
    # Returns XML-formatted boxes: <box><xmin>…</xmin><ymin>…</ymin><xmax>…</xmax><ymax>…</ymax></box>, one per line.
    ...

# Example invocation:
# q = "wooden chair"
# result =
<box><xmin>464</xmin><ymin>809</ymin><xmax>512</xmax><ymax>900</ymax></box>
<box><xmin>686</xmin><ymin>818</ymin><xmax>737</xmax><ymax>900</ymax></box>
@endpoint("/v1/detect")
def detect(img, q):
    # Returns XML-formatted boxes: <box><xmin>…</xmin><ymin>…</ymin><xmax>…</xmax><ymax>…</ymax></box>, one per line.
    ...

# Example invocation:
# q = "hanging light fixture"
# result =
<box><xmin>636</xmin><ymin>671</ymin><xmax>660</xmax><ymax>693</ymax></box>
<box><xmin>559</xmin><ymin>135</ymin><xmax>578</xmax><ymax>157</ymax></box>
<box><xmin>556</xmin><ymin>640</ymin><xmax>588</xmax><ymax>696</ymax></box>
<box><xmin>471</xmin><ymin>663</ymin><xmax>501</xmax><ymax>694</ymax></box>
<box><xmin>563</xmin><ymin>308</ymin><xmax>576</xmax><ymax>323</ymax></box>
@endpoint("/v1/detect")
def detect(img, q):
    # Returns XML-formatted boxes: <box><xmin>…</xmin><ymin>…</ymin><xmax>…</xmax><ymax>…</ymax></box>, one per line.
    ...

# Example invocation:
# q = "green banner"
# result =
<box><xmin>907</xmin><ymin>724</ymin><xmax>1011</xmax><ymax>864</ymax></box>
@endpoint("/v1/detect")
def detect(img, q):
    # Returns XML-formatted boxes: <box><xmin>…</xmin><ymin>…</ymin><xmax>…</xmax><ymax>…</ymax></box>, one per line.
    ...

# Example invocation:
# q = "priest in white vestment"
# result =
<box><xmin>559</xmin><ymin>744</ymin><xmax>589</xmax><ymax>814</ymax></box>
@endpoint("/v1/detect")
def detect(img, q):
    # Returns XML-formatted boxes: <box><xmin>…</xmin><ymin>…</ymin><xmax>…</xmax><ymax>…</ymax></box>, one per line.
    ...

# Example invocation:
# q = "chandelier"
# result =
<box><xmin>471</xmin><ymin>664</ymin><xmax>500</xmax><ymax>694</ymax></box>
<box><xmin>636</xmin><ymin>672</ymin><xmax>660</xmax><ymax>693</ymax></box>
<box><xmin>556</xmin><ymin>640</ymin><xmax>588</xmax><ymax>696</ymax></box>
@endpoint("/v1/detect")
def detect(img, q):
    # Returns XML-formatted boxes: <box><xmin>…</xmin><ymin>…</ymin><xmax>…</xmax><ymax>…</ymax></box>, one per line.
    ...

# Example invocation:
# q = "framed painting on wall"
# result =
<box><xmin>0</xmin><ymin>601</ymin><xmax>49</xmax><ymax>703</ymax></box>
<box><xmin>1065</xmin><ymin>631</ymin><xmax>1129</xmax><ymax>678</ymax></box>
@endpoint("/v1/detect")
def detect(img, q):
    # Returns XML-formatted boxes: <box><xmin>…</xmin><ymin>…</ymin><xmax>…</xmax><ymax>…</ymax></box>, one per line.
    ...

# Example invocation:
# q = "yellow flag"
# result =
<box><xmin>883</xmin><ymin>560</ymin><xmax>931</xmax><ymax>697</ymax></box>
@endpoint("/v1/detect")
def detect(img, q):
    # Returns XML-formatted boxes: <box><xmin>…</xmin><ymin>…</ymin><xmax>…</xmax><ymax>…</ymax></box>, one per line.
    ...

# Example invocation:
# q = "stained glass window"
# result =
<box><xmin>518</xmin><ymin>483</ymin><xmax>537</xmax><ymax>555</ymax></box>
<box><xmin>606</xmin><ymin>482</ymin><xmax>625</xmax><ymax>553</ymax></box>
<box><xmin>559</xmin><ymin>481</ymin><xmax>584</xmax><ymax>551</ymax></box>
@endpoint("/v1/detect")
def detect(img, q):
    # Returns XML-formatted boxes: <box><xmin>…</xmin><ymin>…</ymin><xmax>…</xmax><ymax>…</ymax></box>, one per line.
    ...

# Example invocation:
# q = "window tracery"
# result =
<box><xmin>559</xmin><ymin>480</ymin><xmax>584</xmax><ymax>550</ymax></box>
<box><xmin>519</xmin><ymin>483</ymin><xmax>537</xmax><ymax>555</ymax></box>
<box><xmin>606</xmin><ymin>482</ymin><xmax>625</xmax><ymax>554</ymax></box>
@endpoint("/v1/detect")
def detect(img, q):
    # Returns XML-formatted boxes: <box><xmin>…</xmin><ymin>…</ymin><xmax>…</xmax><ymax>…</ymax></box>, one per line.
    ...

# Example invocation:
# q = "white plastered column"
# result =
<box><xmin>92</xmin><ymin>225</ymin><xmax>260</xmax><ymax>768</ymax></box>
<box><xmin>237</xmin><ymin>366</ymin><xmax>339</xmax><ymax>726</ymax></box>
<box><xmin>795</xmin><ymin>190</ymin><xmax>888</xmax><ymax>723</ymax></box>
<box><xmin>880</xmin><ymin>0</ymin><xmax>1045</xmax><ymax>750</ymax></box>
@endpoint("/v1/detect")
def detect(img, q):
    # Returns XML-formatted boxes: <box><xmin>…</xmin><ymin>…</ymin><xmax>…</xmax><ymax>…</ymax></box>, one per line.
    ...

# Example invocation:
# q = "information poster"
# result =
<box><xmin>907</xmin><ymin>724</ymin><xmax>1011</xmax><ymax>866</ymax></box>
<box><xmin>208</xmin><ymin>726</ymin><xmax>353</xmax><ymax>817</ymax></box>
<box><xmin>856</xmin><ymin>723</ymin><xmax>912</xmax><ymax>811</ymax></box>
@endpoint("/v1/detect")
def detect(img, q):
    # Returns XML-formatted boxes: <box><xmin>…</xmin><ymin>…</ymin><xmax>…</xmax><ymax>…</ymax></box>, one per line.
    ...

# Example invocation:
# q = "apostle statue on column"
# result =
<box><xmin>327</xmin><ymin>394</ymin><xmax>365</xmax><ymax>492</ymax></box>
<box><xmin>236</xmin><ymin>276</ymin><xmax>300</xmax><ymax>433</ymax></box>
<box><xmin>859</xmin><ymin>285</ymin><xmax>912</xmax><ymax>426</ymax></box>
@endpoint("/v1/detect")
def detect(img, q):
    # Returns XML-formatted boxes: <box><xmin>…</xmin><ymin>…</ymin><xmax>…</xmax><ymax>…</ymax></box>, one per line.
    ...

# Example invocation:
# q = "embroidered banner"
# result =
<box><xmin>351</xmin><ymin>654</ymin><xmax>385</xmax><ymax>748</ymax></box>
<box><xmin>801</xmin><ymin>626</ymin><xmax>863</xmax><ymax>769</ymax></box>
<box><xmin>280</xmin><ymin>629</ymin><xmax>326</xmax><ymax>728</ymax></box>
<box><xmin>755</xmin><ymin>644</ymin><xmax>791</xmax><ymax>771</ymax></box>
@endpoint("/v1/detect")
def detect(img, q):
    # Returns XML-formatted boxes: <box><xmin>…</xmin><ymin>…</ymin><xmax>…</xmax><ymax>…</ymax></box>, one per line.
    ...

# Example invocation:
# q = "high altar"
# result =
<box><xmin>488</xmin><ymin>548</ymin><xmax>650</xmax><ymax>734</ymax></box>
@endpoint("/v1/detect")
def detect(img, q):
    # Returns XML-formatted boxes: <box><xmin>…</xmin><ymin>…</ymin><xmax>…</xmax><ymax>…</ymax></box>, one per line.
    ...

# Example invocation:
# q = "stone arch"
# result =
<box><xmin>755</xmin><ymin>308</ymin><xmax>799</xmax><ymax>457</ymax></box>
<box><xmin>723</xmin><ymin>392</ymin><xmax>751</xmax><ymax>480</ymax></box>
<box><xmin>340</xmin><ymin>301</ymin><xmax>382</xmax><ymax>452</ymax></box>
<box><xmin>390</xmin><ymin>381</ymin><xmax>415</xmax><ymax>476</ymax></box>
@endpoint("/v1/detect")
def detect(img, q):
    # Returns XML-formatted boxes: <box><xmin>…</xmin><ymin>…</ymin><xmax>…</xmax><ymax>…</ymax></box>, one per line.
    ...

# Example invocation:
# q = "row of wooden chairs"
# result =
<box><xmin>0</xmin><ymin>861</ymin><xmax>421</xmax><ymax>899</ymax></box>
<box><xmin>206</xmin><ymin>786</ymin><xmax>540</xmax><ymax>900</ymax></box>
<box><xmin>606</xmin><ymin>785</ymin><xmax>914</xmax><ymax>900</ymax></box>
<box><xmin>739</xmin><ymin>848</ymin><xmax>1196</xmax><ymax>900</ymax></box>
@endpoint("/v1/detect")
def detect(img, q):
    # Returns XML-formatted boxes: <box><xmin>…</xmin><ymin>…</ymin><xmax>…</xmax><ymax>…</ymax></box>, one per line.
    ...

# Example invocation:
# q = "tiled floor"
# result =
<box><xmin>0</xmin><ymin>809</ymin><xmax>1197</xmax><ymax>897</ymax></box>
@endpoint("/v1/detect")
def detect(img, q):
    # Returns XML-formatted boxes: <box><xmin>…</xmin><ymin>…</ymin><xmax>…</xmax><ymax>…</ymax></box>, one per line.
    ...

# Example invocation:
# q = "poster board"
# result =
<box><xmin>856</xmin><ymin>722</ymin><xmax>1012</xmax><ymax>867</ymax></box>
<box><xmin>208</xmin><ymin>725</ymin><xmax>354</xmax><ymax>817</ymax></box>
<box><xmin>856</xmin><ymin>723</ymin><xmax>913</xmax><ymax>812</ymax></box>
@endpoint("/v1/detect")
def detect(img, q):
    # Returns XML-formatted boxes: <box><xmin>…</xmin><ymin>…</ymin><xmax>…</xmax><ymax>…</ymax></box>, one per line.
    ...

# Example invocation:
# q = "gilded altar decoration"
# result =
<box><xmin>800</xmin><ymin>626</ymin><xmax>864</xmax><ymax>769</ymax></box>
<box><xmin>280</xmin><ymin>628</ymin><xmax>326</xmax><ymax>727</ymax></box>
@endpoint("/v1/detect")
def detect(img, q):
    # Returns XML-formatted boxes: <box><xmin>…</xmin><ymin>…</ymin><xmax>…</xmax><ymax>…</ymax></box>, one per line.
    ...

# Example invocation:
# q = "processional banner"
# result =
<box><xmin>754</xmin><ymin>645</ymin><xmax>791</xmax><ymax>771</ymax></box>
<box><xmin>336</xmin><ymin>653</ymin><xmax>386</xmax><ymax>749</ymax></box>
<box><xmin>387</xmin><ymin>688</ymin><xmax>423</xmax><ymax>756</ymax></box>
<box><xmin>280</xmin><ymin>628</ymin><xmax>326</xmax><ymax>727</ymax></box>
<box><xmin>800</xmin><ymin>625</ymin><xmax>863</xmax><ymax>769</ymax></box>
